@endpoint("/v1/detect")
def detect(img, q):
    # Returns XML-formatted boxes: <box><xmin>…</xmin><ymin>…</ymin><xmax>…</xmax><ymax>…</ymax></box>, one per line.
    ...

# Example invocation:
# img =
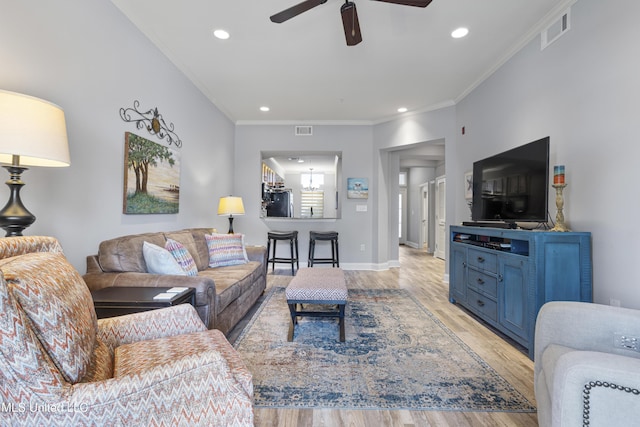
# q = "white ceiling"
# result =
<box><xmin>110</xmin><ymin>0</ymin><xmax>575</xmax><ymax>124</ymax></box>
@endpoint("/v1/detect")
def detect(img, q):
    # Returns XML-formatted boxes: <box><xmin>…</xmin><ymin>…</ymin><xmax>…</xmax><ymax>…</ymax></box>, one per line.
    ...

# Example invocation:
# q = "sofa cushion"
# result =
<box><xmin>142</xmin><ymin>241</ymin><xmax>187</xmax><ymax>275</ymax></box>
<box><xmin>165</xmin><ymin>238</ymin><xmax>198</xmax><ymax>276</ymax></box>
<box><xmin>0</xmin><ymin>270</ymin><xmax>65</xmax><ymax>398</ymax></box>
<box><xmin>113</xmin><ymin>329</ymin><xmax>252</xmax><ymax>396</ymax></box>
<box><xmin>187</xmin><ymin>228</ymin><xmax>215</xmax><ymax>271</ymax></box>
<box><xmin>3</xmin><ymin>252</ymin><xmax>98</xmax><ymax>383</ymax></box>
<box><xmin>99</xmin><ymin>232</ymin><xmax>166</xmax><ymax>273</ymax></box>
<box><xmin>164</xmin><ymin>230</ymin><xmax>205</xmax><ymax>271</ymax></box>
<box><xmin>199</xmin><ymin>261</ymin><xmax>263</xmax><ymax>314</ymax></box>
<box><xmin>114</xmin><ymin>330</ymin><xmax>216</xmax><ymax>377</ymax></box>
<box><xmin>205</xmin><ymin>233</ymin><xmax>249</xmax><ymax>268</ymax></box>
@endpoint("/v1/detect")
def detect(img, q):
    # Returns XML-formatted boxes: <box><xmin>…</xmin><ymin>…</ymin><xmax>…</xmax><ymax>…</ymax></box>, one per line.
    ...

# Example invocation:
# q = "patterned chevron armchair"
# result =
<box><xmin>0</xmin><ymin>236</ymin><xmax>253</xmax><ymax>426</ymax></box>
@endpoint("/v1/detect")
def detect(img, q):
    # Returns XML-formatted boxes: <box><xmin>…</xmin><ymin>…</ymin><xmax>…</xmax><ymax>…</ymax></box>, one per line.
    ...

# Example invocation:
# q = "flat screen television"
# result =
<box><xmin>471</xmin><ymin>137</ymin><xmax>549</xmax><ymax>224</ymax></box>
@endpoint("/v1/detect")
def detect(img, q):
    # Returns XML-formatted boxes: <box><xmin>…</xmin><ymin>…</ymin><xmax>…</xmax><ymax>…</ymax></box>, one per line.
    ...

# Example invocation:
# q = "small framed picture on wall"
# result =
<box><xmin>347</xmin><ymin>178</ymin><xmax>368</xmax><ymax>199</ymax></box>
<box><xmin>464</xmin><ymin>171</ymin><xmax>473</xmax><ymax>200</ymax></box>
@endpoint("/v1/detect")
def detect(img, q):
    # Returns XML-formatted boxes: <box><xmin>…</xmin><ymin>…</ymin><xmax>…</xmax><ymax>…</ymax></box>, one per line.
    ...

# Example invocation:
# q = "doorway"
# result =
<box><xmin>434</xmin><ymin>175</ymin><xmax>446</xmax><ymax>260</ymax></box>
<box><xmin>378</xmin><ymin>140</ymin><xmax>445</xmax><ymax>266</ymax></box>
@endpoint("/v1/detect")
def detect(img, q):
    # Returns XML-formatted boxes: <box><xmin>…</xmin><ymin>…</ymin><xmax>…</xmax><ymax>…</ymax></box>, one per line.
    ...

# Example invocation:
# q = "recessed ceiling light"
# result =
<box><xmin>451</xmin><ymin>27</ymin><xmax>469</xmax><ymax>39</ymax></box>
<box><xmin>397</xmin><ymin>107</ymin><xmax>408</xmax><ymax>113</ymax></box>
<box><xmin>213</xmin><ymin>29</ymin><xmax>230</xmax><ymax>40</ymax></box>
<box><xmin>260</xmin><ymin>106</ymin><xmax>270</xmax><ymax>112</ymax></box>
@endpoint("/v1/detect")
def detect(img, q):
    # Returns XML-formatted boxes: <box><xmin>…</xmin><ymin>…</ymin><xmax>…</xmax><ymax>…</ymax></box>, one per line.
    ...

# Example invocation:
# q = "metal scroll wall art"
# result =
<box><xmin>119</xmin><ymin>100</ymin><xmax>182</xmax><ymax>148</ymax></box>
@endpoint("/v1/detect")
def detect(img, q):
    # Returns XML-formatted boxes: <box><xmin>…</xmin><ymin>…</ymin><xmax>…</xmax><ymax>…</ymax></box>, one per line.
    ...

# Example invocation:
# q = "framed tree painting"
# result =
<box><xmin>123</xmin><ymin>132</ymin><xmax>180</xmax><ymax>214</ymax></box>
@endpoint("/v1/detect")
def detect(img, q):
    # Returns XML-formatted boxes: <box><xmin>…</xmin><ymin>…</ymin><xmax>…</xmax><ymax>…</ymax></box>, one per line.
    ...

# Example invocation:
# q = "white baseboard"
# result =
<box><xmin>339</xmin><ymin>261</ymin><xmax>399</xmax><ymax>271</ymax></box>
<box><xmin>402</xmin><ymin>241</ymin><xmax>434</xmax><ymax>253</ymax></box>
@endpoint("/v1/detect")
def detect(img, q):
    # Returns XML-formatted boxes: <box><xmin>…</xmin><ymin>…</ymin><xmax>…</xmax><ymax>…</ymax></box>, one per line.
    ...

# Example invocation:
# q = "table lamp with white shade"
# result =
<box><xmin>0</xmin><ymin>90</ymin><xmax>70</xmax><ymax>236</ymax></box>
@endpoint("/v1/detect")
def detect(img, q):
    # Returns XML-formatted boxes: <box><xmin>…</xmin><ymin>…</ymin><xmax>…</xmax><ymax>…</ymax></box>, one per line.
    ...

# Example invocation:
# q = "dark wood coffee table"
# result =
<box><xmin>91</xmin><ymin>286</ymin><xmax>196</xmax><ymax>319</ymax></box>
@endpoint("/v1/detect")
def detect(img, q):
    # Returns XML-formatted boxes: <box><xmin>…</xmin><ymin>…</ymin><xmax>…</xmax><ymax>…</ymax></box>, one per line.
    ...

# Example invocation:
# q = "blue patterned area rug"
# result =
<box><xmin>233</xmin><ymin>287</ymin><xmax>535</xmax><ymax>412</ymax></box>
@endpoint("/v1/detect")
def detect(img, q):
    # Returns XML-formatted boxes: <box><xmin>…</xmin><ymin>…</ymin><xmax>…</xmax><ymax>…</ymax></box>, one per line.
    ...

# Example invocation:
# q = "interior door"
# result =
<box><xmin>420</xmin><ymin>184</ymin><xmax>429</xmax><ymax>251</ymax></box>
<box><xmin>434</xmin><ymin>176</ymin><xmax>446</xmax><ymax>260</ymax></box>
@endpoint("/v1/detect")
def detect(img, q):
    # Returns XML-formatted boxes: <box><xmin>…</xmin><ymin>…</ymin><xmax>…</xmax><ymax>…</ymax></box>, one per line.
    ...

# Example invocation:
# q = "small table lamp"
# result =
<box><xmin>0</xmin><ymin>90</ymin><xmax>70</xmax><ymax>236</ymax></box>
<box><xmin>218</xmin><ymin>196</ymin><xmax>245</xmax><ymax>234</ymax></box>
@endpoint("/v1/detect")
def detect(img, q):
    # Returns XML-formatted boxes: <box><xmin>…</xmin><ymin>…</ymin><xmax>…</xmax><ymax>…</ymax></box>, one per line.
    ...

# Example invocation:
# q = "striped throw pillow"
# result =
<box><xmin>165</xmin><ymin>238</ymin><xmax>198</xmax><ymax>276</ymax></box>
<box><xmin>205</xmin><ymin>233</ymin><xmax>249</xmax><ymax>268</ymax></box>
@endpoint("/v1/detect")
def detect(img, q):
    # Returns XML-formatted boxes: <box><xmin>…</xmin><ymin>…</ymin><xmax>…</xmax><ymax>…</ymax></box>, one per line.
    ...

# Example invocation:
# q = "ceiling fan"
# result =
<box><xmin>270</xmin><ymin>0</ymin><xmax>433</xmax><ymax>46</ymax></box>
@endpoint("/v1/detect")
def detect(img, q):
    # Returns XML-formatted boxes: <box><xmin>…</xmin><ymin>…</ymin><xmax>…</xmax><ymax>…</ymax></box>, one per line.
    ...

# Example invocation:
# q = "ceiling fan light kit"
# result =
<box><xmin>270</xmin><ymin>0</ymin><xmax>433</xmax><ymax>46</ymax></box>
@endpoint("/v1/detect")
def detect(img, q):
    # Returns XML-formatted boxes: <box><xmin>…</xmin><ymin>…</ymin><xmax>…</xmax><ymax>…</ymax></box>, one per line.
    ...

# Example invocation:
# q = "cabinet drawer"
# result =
<box><xmin>467</xmin><ymin>248</ymin><xmax>497</xmax><ymax>273</ymax></box>
<box><xmin>467</xmin><ymin>289</ymin><xmax>497</xmax><ymax>322</ymax></box>
<box><xmin>467</xmin><ymin>269</ymin><xmax>498</xmax><ymax>298</ymax></box>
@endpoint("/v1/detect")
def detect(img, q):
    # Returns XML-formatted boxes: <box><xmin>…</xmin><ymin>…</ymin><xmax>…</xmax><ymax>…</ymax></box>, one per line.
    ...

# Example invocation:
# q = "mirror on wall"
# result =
<box><xmin>261</xmin><ymin>151</ymin><xmax>342</xmax><ymax>219</ymax></box>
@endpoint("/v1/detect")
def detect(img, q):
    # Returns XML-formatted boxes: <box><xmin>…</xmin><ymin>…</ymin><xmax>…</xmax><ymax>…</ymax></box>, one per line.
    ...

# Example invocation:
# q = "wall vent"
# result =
<box><xmin>541</xmin><ymin>8</ymin><xmax>571</xmax><ymax>50</ymax></box>
<box><xmin>295</xmin><ymin>125</ymin><xmax>313</xmax><ymax>136</ymax></box>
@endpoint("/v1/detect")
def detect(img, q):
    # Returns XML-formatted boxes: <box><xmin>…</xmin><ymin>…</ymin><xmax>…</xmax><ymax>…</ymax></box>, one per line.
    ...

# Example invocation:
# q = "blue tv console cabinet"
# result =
<box><xmin>449</xmin><ymin>225</ymin><xmax>592</xmax><ymax>359</ymax></box>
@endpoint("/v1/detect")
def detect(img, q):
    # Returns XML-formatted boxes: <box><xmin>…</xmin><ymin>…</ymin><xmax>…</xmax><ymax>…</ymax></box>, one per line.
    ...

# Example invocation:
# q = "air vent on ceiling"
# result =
<box><xmin>541</xmin><ymin>8</ymin><xmax>571</xmax><ymax>50</ymax></box>
<box><xmin>295</xmin><ymin>125</ymin><xmax>313</xmax><ymax>136</ymax></box>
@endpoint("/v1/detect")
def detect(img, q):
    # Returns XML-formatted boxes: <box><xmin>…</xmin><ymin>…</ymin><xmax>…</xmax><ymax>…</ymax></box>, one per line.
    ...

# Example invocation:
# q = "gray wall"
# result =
<box><xmin>0</xmin><ymin>1</ymin><xmax>236</xmax><ymax>271</ymax></box>
<box><xmin>373</xmin><ymin>107</ymin><xmax>457</xmax><ymax>267</ymax></box>
<box><xmin>454</xmin><ymin>0</ymin><xmax>640</xmax><ymax>308</ymax></box>
<box><xmin>2</xmin><ymin>0</ymin><xmax>639</xmax><ymax>310</ymax></box>
<box><xmin>234</xmin><ymin>124</ymin><xmax>376</xmax><ymax>268</ymax></box>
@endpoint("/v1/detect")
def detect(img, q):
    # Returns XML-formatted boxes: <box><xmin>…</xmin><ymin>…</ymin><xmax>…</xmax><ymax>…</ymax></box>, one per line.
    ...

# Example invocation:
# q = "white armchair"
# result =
<box><xmin>534</xmin><ymin>301</ymin><xmax>640</xmax><ymax>427</ymax></box>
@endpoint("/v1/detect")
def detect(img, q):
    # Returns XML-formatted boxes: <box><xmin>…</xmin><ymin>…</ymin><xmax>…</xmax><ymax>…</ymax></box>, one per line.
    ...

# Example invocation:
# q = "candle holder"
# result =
<box><xmin>550</xmin><ymin>183</ymin><xmax>570</xmax><ymax>232</ymax></box>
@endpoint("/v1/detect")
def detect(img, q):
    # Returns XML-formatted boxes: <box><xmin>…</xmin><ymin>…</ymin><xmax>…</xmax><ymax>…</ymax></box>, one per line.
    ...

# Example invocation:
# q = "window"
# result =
<box><xmin>399</xmin><ymin>192</ymin><xmax>403</xmax><ymax>238</ymax></box>
<box><xmin>399</xmin><ymin>171</ymin><xmax>407</xmax><ymax>187</ymax></box>
<box><xmin>301</xmin><ymin>172</ymin><xmax>324</xmax><ymax>189</ymax></box>
<box><xmin>300</xmin><ymin>171</ymin><xmax>325</xmax><ymax>217</ymax></box>
<box><xmin>300</xmin><ymin>191</ymin><xmax>324</xmax><ymax>218</ymax></box>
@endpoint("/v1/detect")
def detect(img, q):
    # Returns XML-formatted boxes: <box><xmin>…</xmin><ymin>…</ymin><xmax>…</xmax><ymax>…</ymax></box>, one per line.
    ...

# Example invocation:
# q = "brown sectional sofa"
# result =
<box><xmin>83</xmin><ymin>228</ymin><xmax>267</xmax><ymax>334</ymax></box>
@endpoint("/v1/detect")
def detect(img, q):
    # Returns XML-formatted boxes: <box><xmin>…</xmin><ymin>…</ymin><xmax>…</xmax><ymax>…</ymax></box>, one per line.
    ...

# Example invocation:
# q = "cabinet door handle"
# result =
<box><xmin>498</xmin><ymin>274</ymin><xmax>504</xmax><ymax>282</ymax></box>
<box><xmin>476</xmin><ymin>300</ymin><xmax>485</xmax><ymax>307</ymax></box>
<box><xmin>476</xmin><ymin>278</ymin><xmax>485</xmax><ymax>285</ymax></box>
<box><xmin>477</xmin><ymin>256</ymin><xmax>485</xmax><ymax>263</ymax></box>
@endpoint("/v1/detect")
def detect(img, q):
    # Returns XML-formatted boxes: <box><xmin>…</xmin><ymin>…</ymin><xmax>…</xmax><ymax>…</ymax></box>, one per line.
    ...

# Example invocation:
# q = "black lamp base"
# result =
<box><xmin>227</xmin><ymin>216</ymin><xmax>235</xmax><ymax>234</ymax></box>
<box><xmin>0</xmin><ymin>165</ymin><xmax>35</xmax><ymax>237</ymax></box>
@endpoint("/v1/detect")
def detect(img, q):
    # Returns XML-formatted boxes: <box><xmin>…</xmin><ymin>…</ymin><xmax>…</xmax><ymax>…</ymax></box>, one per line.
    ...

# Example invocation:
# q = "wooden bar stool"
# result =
<box><xmin>308</xmin><ymin>231</ymin><xmax>339</xmax><ymax>267</ymax></box>
<box><xmin>266</xmin><ymin>231</ymin><xmax>299</xmax><ymax>275</ymax></box>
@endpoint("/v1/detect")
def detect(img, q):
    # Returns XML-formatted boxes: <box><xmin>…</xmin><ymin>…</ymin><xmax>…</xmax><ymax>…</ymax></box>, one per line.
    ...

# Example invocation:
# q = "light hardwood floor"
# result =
<box><xmin>239</xmin><ymin>246</ymin><xmax>538</xmax><ymax>427</ymax></box>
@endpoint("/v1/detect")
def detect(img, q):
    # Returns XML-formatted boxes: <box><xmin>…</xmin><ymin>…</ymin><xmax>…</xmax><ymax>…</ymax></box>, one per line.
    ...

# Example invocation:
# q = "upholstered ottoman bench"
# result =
<box><xmin>285</xmin><ymin>268</ymin><xmax>348</xmax><ymax>342</ymax></box>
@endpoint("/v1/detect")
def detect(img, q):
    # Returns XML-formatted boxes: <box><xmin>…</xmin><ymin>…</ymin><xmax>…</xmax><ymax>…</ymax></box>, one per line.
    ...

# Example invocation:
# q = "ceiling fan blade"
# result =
<box><xmin>270</xmin><ymin>0</ymin><xmax>328</xmax><ymax>23</ymax></box>
<box><xmin>371</xmin><ymin>0</ymin><xmax>433</xmax><ymax>7</ymax></box>
<box><xmin>341</xmin><ymin>2</ymin><xmax>362</xmax><ymax>46</ymax></box>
